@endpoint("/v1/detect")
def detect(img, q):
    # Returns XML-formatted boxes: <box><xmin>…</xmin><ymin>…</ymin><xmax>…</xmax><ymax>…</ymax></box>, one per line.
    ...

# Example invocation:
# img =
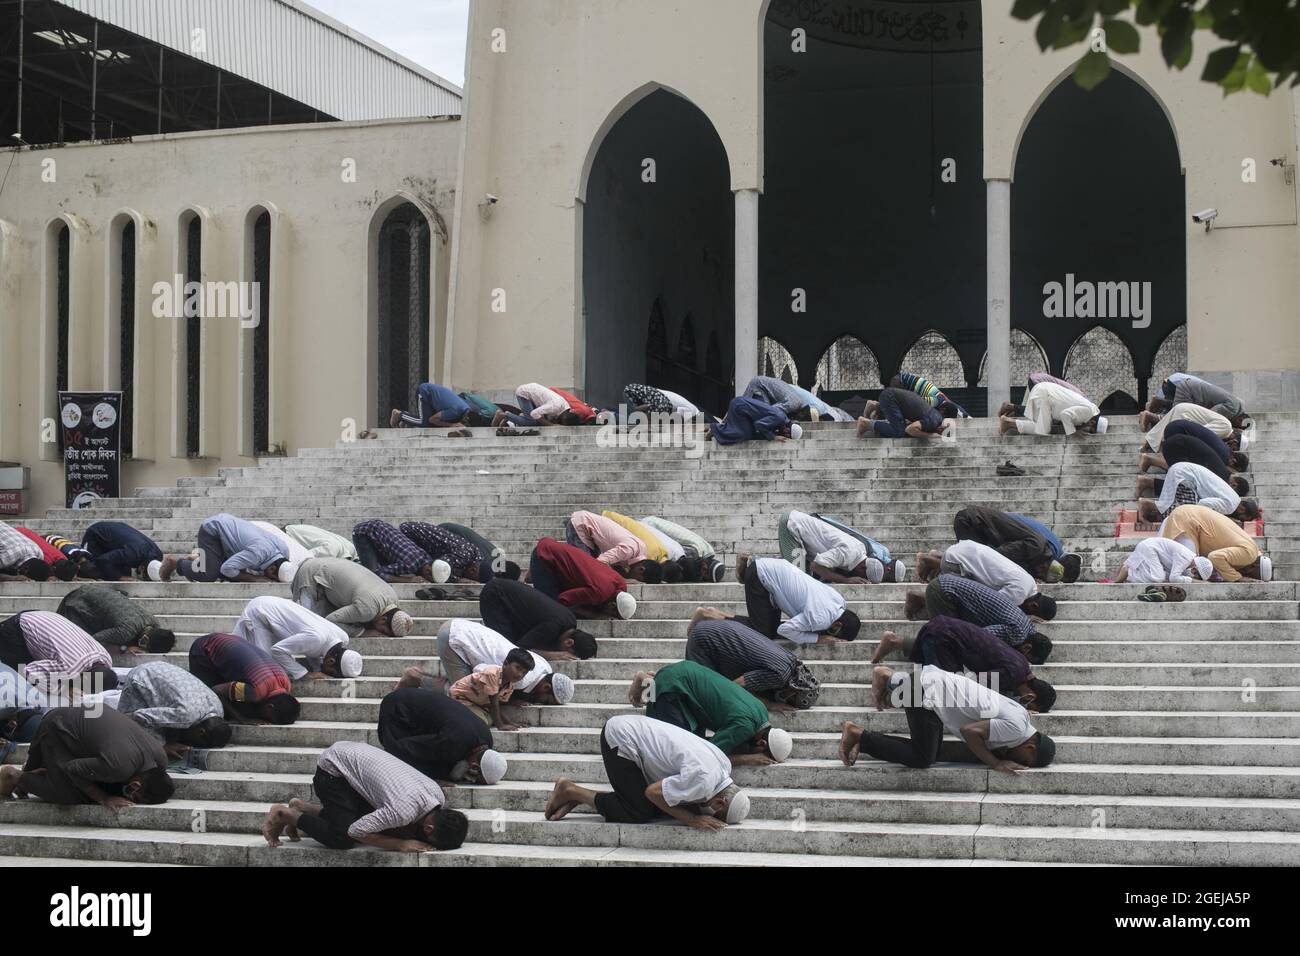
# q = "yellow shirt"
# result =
<box><xmin>602</xmin><ymin>511</ymin><xmax>669</xmax><ymax>564</ymax></box>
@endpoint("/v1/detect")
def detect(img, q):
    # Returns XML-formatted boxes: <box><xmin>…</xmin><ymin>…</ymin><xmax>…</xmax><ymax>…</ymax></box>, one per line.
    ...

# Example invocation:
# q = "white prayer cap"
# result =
<box><xmin>479</xmin><ymin>749</ymin><xmax>508</xmax><ymax>784</ymax></box>
<box><xmin>1259</xmin><ymin>555</ymin><xmax>1273</xmax><ymax>581</ymax></box>
<box><xmin>277</xmin><ymin>561</ymin><xmax>299</xmax><ymax>584</ymax></box>
<box><xmin>339</xmin><ymin>649</ymin><xmax>363</xmax><ymax>678</ymax></box>
<box><xmin>1239</xmin><ymin>431</ymin><xmax>1251</xmax><ymax>452</ymax></box>
<box><xmin>1192</xmin><ymin>557</ymin><xmax>1214</xmax><ymax>581</ymax></box>
<box><xmin>550</xmin><ymin>671</ymin><xmax>575</xmax><ymax>704</ymax></box>
<box><xmin>639</xmin><ymin>681</ymin><xmax>653</xmax><ymax>706</ymax></box>
<box><xmin>388</xmin><ymin>608</ymin><xmax>413</xmax><ymax>637</ymax></box>
<box><xmin>789</xmin><ymin>423</ymin><xmax>804</xmax><ymax>440</ymax></box>
<box><xmin>864</xmin><ymin>558</ymin><xmax>885</xmax><ymax>584</ymax></box>
<box><xmin>766</xmin><ymin>728</ymin><xmax>794</xmax><ymax>763</ymax></box>
<box><xmin>891</xmin><ymin>559</ymin><xmax>907</xmax><ymax>582</ymax></box>
<box><xmin>616</xmin><ymin>591</ymin><xmax>638</xmax><ymax>620</ymax></box>
<box><xmin>724</xmin><ymin>788</ymin><xmax>751</xmax><ymax>824</ymax></box>
<box><xmin>147</xmin><ymin>560</ymin><xmax>163</xmax><ymax>582</ymax></box>
<box><xmin>1094</xmin><ymin>416</ymin><xmax>1109</xmax><ymax>435</ymax></box>
<box><xmin>431</xmin><ymin>560</ymin><xmax>452</xmax><ymax>584</ymax></box>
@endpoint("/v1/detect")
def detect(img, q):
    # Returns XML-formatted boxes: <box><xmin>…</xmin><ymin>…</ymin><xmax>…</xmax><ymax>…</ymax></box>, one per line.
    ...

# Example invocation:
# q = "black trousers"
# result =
<box><xmin>379</xmin><ymin>726</ymin><xmax>478</xmax><ymax>780</ymax></box>
<box><xmin>736</xmin><ymin>562</ymin><xmax>781</xmax><ymax>640</ymax></box>
<box><xmin>353</xmin><ymin>534</ymin><xmax>383</xmax><ymax>575</ymax></box>
<box><xmin>593</xmin><ymin>729</ymin><xmax>660</xmax><ymax>824</ymax></box>
<box><xmin>297</xmin><ymin>767</ymin><xmax>375</xmax><ymax>850</ymax></box>
<box><xmin>178</xmin><ymin>526</ymin><xmax>224</xmax><ymax>583</ymax></box>
<box><xmin>858</xmin><ymin>706</ymin><xmax>946</xmax><ymax>768</ymax></box>
<box><xmin>0</xmin><ymin>614</ymin><xmax>32</xmax><ymax>669</ymax></box>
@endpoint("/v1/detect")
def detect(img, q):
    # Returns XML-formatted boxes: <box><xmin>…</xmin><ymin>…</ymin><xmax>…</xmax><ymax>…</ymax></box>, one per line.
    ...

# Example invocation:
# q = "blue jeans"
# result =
<box><xmin>873</xmin><ymin>392</ymin><xmax>942</xmax><ymax>439</ymax></box>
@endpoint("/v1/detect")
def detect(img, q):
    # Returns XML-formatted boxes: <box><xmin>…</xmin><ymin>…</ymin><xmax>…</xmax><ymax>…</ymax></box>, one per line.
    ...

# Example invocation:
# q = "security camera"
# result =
<box><xmin>1191</xmin><ymin>208</ymin><xmax>1218</xmax><ymax>224</ymax></box>
<box><xmin>483</xmin><ymin>194</ymin><xmax>499</xmax><ymax>205</ymax></box>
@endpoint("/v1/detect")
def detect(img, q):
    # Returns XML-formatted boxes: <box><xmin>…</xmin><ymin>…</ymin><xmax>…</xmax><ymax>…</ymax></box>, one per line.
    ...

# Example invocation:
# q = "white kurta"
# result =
<box><xmin>1145</xmin><ymin>403</ymin><xmax>1232</xmax><ymax>450</ymax></box>
<box><xmin>251</xmin><ymin>522</ymin><xmax>312</xmax><ymax>566</ymax></box>
<box><xmin>1122</xmin><ymin>537</ymin><xmax>1199</xmax><ymax>584</ymax></box>
<box><xmin>1155</xmin><ymin>462</ymin><xmax>1240</xmax><ymax>516</ymax></box>
<box><xmin>1014</xmin><ymin>382</ymin><xmax>1099</xmax><ymax>436</ymax></box>
<box><xmin>233</xmin><ymin>595</ymin><xmax>349</xmax><ymax>680</ymax></box>
<box><xmin>943</xmin><ymin>539</ymin><xmax>1037</xmax><ymax>606</ymax></box>
<box><xmin>785</xmin><ymin>510</ymin><xmax>868</xmax><ymax>573</ymax></box>
<box><xmin>286</xmin><ymin>524</ymin><xmax>360</xmax><ymax>561</ymax></box>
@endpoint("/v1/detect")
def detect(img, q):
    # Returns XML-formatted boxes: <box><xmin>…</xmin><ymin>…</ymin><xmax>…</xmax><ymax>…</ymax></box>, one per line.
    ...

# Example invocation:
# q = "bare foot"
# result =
<box><xmin>262</xmin><ymin>805</ymin><xmax>290</xmax><ymax>848</ymax></box>
<box><xmin>838</xmin><ymin>721</ymin><xmax>862</xmax><ymax>767</ymax></box>
<box><xmin>1138</xmin><ymin>453</ymin><xmax>1154</xmax><ymax>475</ymax></box>
<box><xmin>856</xmin><ymin>417</ymin><xmax>871</xmax><ymax>439</ymax></box>
<box><xmin>871</xmin><ymin>630</ymin><xmax>903</xmax><ymax>664</ymax></box>
<box><xmin>734</xmin><ymin>553</ymin><xmax>750</xmax><ymax>583</ymax></box>
<box><xmin>0</xmin><ymin>765</ymin><xmax>20</xmax><ymax>798</ymax></box>
<box><xmin>996</xmin><ymin>402</ymin><xmax>1015</xmax><ymax>418</ymax></box>
<box><xmin>389</xmin><ymin>409</ymin><xmax>403</xmax><ymax>428</ymax></box>
<box><xmin>395</xmin><ymin>666</ymin><xmax>428</xmax><ymax>691</ymax></box>
<box><xmin>870</xmin><ymin>666</ymin><xmax>895</xmax><ymax>711</ymax></box>
<box><xmin>998</xmin><ymin>416</ymin><xmax>1017</xmax><ymax>435</ymax></box>
<box><xmin>544</xmin><ymin>779</ymin><xmax>582</xmax><ymax>821</ymax></box>
<box><xmin>158</xmin><ymin>556</ymin><xmax>178</xmax><ymax>582</ymax></box>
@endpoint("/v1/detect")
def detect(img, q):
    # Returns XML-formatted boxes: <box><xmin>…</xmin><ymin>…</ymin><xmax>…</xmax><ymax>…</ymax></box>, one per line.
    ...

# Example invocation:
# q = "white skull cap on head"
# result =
<box><xmin>479</xmin><ymin>749</ymin><xmax>507</xmax><ymax>784</ymax></box>
<box><xmin>147</xmin><ymin>560</ymin><xmax>163</xmax><ymax>582</ymax></box>
<box><xmin>767</xmin><ymin>728</ymin><xmax>794</xmax><ymax>762</ymax></box>
<box><xmin>725</xmin><ymin>789</ymin><xmax>751</xmax><ymax>824</ymax></box>
<box><xmin>431</xmin><ymin>560</ymin><xmax>452</xmax><ymax>584</ymax></box>
<box><xmin>789</xmin><ymin>423</ymin><xmax>803</xmax><ymax>440</ymax></box>
<box><xmin>1094</xmin><ymin>417</ymin><xmax>1109</xmax><ymax>435</ymax></box>
<box><xmin>1192</xmin><ymin>556</ymin><xmax>1214</xmax><ymax>581</ymax></box>
<box><xmin>864</xmin><ymin>558</ymin><xmax>884</xmax><ymax>584</ymax></box>
<box><xmin>277</xmin><ymin>562</ymin><xmax>299</xmax><ymax>584</ymax></box>
<box><xmin>1259</xmin><ymin>555</ymin><xmax>1273</xmax><ymax>581</ymax></box>
<box><xmin>389</xmin><ymin>609</ymin><xmax>413</xmax><ymax>637</ymax></box>
<box><xmin>340</xmin><ymin>649</ymin><xmax>363</xmax><ymax>678</ymax></box>
<box><xmin>892</xmin><ymin>559</ymin><xmax>907</xmax><ymax>582</ymax></box>
<box><xmin>616</xmin><ymin>591</ymin><xmax>637</xmax><ymax>619</ymax></box>
<box><xmin>550</xmin><ymin>671</ymin><xmax>575</xmax><ymax>704</ymax></box>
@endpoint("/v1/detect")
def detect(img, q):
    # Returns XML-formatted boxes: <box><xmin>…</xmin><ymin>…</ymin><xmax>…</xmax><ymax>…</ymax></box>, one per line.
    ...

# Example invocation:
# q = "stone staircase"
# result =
<box><xmin>2</xmin><ymin>416</ymin><xmax>1299</xmax><ymax>866</ymax></box>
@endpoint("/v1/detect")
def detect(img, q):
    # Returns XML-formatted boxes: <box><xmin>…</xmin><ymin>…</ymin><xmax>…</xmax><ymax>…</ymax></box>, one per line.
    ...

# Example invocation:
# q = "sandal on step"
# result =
<box><xmin>1137</xmin><ymin>585</ymin><xmax>1186</xmax><ymax>603</ymax></box>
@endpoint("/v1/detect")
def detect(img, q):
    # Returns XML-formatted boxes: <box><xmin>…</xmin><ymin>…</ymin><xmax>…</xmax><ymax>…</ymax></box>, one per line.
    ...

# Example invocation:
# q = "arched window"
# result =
<box><xmin>1147</xmin><ymin>325</ymin><xmax>1187</xmax><ymax>398</ymax></box>
<box><xmin>1063</xmin><ymin>326</ymin><xmax>1139</xmax><ymax>409</ymax></box>
<box><xmin>179</xmin><ymin>211</ymin><xmax>203</xmax><ymax>457</ymax></box>
<box><xmin>647</xmin><ymin>298</ymin><xmax>669</xmax><ymax>358</ymax></box>
<box><xmin>814</xmin><ymin>335</ymin><xmax>882</xmax><ymax>393</ymax></box>
<box><xmin>375</xmin><ymin>202</ymin><xmax>432</xmax><ymax>422</ymax></box>
<box><xmin>978</xmin><ymin>329</ymin><xmax>1049</xmax><ymax>387</ymax></box>
<box><xmin>759</xmin><ymin>336</ymin><xmax>798</xmax><ymax>386</ymax></box>
<box><xmin>900</xmin><ymin>331</ymin><xmax>965</xmax><ymax>389</ymax></box>
<box><xmin>42</xmin><ymin>219</ymin><xmax>72</xmax><ymax>460</ymax></box>
<box><xmin>241</xmin><ymin>207</ymin><xmax>273</xmax><ymax>456</ymax></box>
<box><xmin>107</xmin><ymin>215</ymin><xmax>137</xmax><ymax>458</ymax></box>
<box><xmin>676</xmin><ymin>315</ymin><xmax>698</xmax><ymax>370</ymax></box>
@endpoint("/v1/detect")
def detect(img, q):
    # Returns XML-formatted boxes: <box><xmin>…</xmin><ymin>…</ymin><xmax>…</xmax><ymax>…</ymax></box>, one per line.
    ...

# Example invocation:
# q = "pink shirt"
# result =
<box><xmin>450</xmin><ymin>665</ymin><xmax>516</xmax><ymax>707</ymax></box>
<box><xmin>568</xmin><ymin>510</ymin><xmax>646</xmax><ymax>567</ymax></box>
<box><xmin>515</xmin><ymin>383</ymin><xmax>570</xmax><ymax>421</ymax></box>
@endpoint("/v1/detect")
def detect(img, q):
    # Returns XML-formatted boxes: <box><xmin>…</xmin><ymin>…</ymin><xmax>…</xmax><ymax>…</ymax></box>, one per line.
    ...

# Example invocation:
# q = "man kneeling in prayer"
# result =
<box><xmin>838</xmin><ymin>666</ymin><xmax>1056</xmax><ymax>773</ymax></box>
<box><xmin>544</xmin><ymin>714</ymin><xmax>750</xmax><ymax>830</ymax></box>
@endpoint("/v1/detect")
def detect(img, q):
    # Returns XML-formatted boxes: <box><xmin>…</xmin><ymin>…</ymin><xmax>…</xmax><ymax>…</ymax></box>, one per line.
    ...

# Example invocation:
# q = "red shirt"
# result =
<box><xmin>551</xmin><ymin>387</ymin><xmax>598</xmax><ymax>424</ymax></box>
<box><xmin>15</xmin><ymin>528</ymin><xmax>68</xmax><ymax>565</ymax></box>
<box><xmin>534</xmin><ymin>537</ymin><xmax>626</xmax><ymax>608</ymax></box>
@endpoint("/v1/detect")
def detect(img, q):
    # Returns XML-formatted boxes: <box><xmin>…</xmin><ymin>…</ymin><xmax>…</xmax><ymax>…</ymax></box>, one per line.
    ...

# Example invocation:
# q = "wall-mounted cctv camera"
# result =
<box><xmin>1192</xmin><ymin>208</ymin><xmax>1218</xmax><ymax>231</ymax></box>
<box><xmin>478</xmin><ymin>194</ymin><xmax>499</xmax><ymax>222</ymax></box>
<box><xmin>484</xmin><ymin>194</ymin><xmax>499</xmax><ymax>205</ymax></box>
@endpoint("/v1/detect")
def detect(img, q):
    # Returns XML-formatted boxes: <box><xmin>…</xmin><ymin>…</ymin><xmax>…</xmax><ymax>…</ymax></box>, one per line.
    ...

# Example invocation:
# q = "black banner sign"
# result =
<box><xmin>58</xmin><ymin>392</ymin><xmax>122</xmax><ymax>509</ymax></box>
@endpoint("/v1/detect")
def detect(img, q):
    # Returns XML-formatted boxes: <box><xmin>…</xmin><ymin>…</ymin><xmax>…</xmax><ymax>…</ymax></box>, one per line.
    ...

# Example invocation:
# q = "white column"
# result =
<box><xmin>734</xmin><ymin>188</ymin><xmax>760</xmax><ymax>395</ymax></box>
<box><xmin>986</xmin><ymin>178</ymin><xmax>1011</xmax><ymax>414</ymax></box>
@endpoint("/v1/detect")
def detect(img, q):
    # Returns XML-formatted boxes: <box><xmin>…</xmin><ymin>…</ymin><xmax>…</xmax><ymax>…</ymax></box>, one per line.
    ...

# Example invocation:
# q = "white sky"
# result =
<box><xmin>304</xmin><ymin>0</ymin><xmax>470</xmax><ymax>87</ymax></box>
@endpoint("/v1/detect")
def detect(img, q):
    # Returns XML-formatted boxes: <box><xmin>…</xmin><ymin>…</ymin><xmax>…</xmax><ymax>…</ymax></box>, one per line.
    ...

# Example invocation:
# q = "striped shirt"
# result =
<box><xmin>316</xmin><ymin>741</ymin><xmax>445</xmax><ymax>840</ymax></box>
<box><xmin>399</xmin><ymin>522</ymin><xmax>481</xmax><ymax>578</ymax></box>
<box><xmin>934</xmin><ymin>574</ymin><xmax>1034</xmax><ymax>646</ymax></box>
<box><xmin>685</xmin><ymin>619</ymin><xmax>797</xmax><ymax>693</ymax></box>
<box><xmin>0</xmin><ymin>521</ymin><xmax>42</xmax><ymax>570</ymax></box>
<box><xmin>43</xmin><ymin>533</ymin><xmax>91</xmax><ymax>561</ymax></box>
<box><xmin>352</xmin><ymin>520</ymin><xmax>430</xmax><ymax>578</ymax></box>
<box><xmin>189</xmin><ymin>632</ymin><xmax>291</xmax><ymax>703</ymax></box>
<box><xmin>14</xmin><ymin>611</ymin><xmax>112</xmax><ymax>683</ymax></box>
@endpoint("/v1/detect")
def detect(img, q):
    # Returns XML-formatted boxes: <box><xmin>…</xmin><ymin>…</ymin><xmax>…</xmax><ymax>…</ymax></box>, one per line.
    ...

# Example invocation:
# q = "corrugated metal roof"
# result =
<box><xmin>52</xmin><ymin>0</ymin><xmax>463</xmax><ymax>120</ymax></box>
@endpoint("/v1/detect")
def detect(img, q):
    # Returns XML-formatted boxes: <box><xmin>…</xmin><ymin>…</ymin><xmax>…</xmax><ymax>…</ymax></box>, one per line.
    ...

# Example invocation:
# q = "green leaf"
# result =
<box><xmin>1192</xmin><ymin>10</ymin><xmax>1214</xmax><ymax>30</ymax></box>
<box><xmin>1011</xmin><ymin>0</ymin><xmax>1050</xmax><ymax>19</ymax></box>
<box><xmin>1098</xmin><ymin>0</ymin><xmax>1129</xmax><ymax>14</ymax></box>
<box><xmin>1074</xmin><ymin>49</ymin><xmax>1113</xmax><ymax>89</ymax></box>
<box><xmin>1053</xmin><ymin>14</ymin><xmax>1096</xmax><ymax>48</ymax></box>
<box><xmin>1134</xmin><ymin>0</ymin><xmax>1161</xmax><ymax>27</ymax></box>
<box><xmin>1246</xmin><ymin>59</ymin><xmax>1273</xmax><ymax>95</ymax></box>
<box><xmin>1201</xmin><ymin>45</ymin><xmax>1243</xmax><ymax>83</ymax></box>
<box><xmin>1103</xmin><ymin>18</ymin><xmax>1140</xmax><ymax>53</ymax></box>
<box><xmin>1160</xmin><ymin>7</ymin><xmax>1193</xmax><ymax>67</ymax></box>
<box><xmin>1036</xmin><ymin>3</ymin><xmax>1067</xmax><ymax>50</ymax></box>
<box><xmin>1212</xmin><ymin>14</ymin><xmax>1244</xmax><ymax>41</ymax></box>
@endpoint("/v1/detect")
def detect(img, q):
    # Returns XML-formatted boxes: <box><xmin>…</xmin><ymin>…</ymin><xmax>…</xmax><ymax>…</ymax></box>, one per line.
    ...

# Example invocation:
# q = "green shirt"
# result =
<box><xmin>648</xmin><ymin>660</ymin><xmax>768</xmax><ymax>756</ymax></box>
<box><xmin>55</xmin><ymin>585</ymin><xmax>155</xmax><ymax>649</ymax></box>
